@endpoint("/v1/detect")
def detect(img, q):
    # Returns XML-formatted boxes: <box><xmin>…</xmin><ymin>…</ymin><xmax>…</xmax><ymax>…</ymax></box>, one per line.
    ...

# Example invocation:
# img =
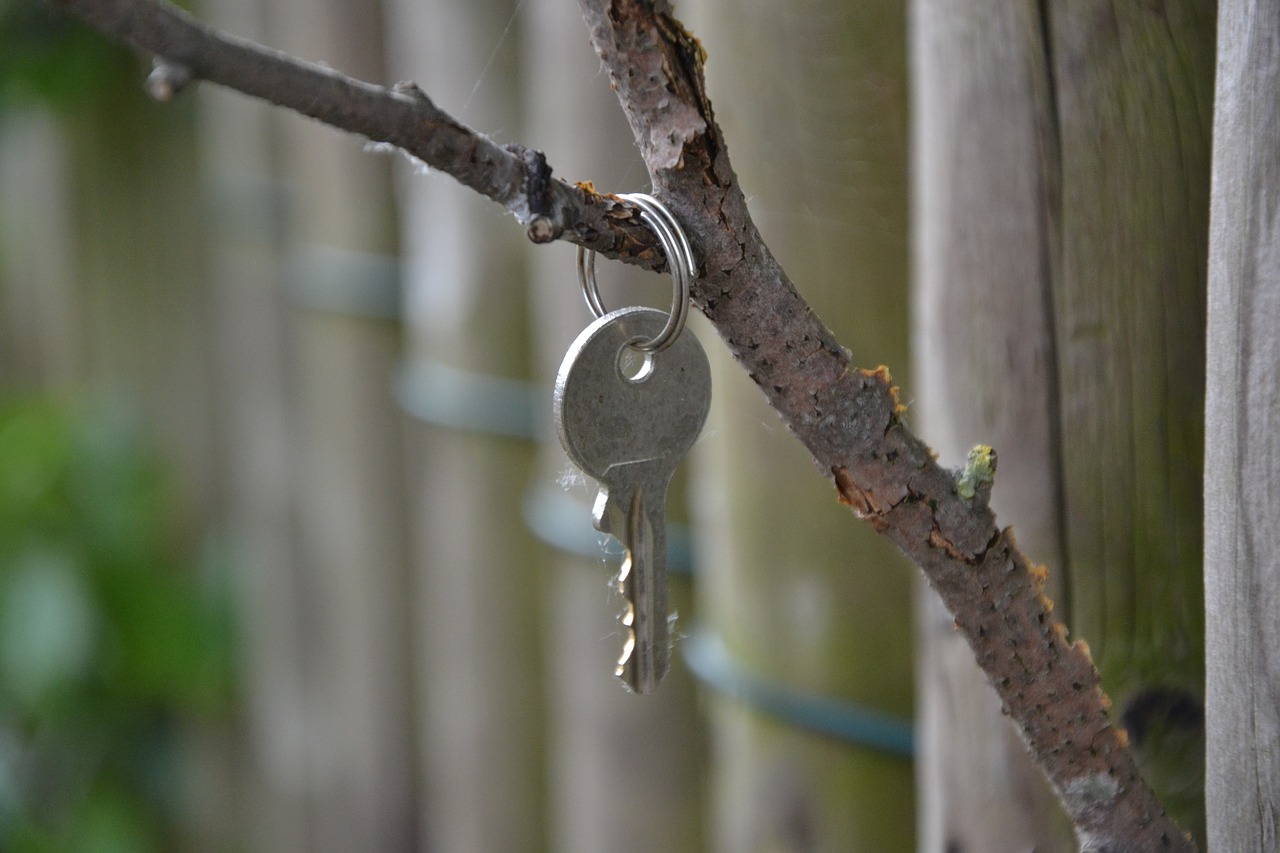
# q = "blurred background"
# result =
<box><xmin>0</xmin><ymin>0</ymin><xmax>1210</xmax><ymax>851</ymax></box>
<box><xmin>0</xmin><ymin>0</ymin><xmax>917</xmax><ymax>849</ymax></box>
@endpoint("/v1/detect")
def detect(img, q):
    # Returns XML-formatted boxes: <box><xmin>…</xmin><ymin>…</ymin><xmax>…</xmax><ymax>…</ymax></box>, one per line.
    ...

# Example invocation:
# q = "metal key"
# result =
<box><xmin>554</xmin><ymin>306</ymin><xmax>712</xmax><ymax>693</ymax></box>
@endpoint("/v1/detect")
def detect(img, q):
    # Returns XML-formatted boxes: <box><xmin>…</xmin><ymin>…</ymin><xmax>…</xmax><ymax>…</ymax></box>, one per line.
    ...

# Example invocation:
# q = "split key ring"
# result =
<box><xmin>576</xmin><ymin>192</ymin><xmax>695</xmax><ymax>353</ymax></box>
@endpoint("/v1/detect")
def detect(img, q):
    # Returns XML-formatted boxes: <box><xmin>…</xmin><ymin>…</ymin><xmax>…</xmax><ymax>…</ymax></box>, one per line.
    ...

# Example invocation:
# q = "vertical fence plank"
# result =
<box><xmin>196</xmin><ymin>0</ymin><xmax>308</xmax><ymax>843</ymax></box>
<box><xmin>384</xmin><ymin>0</ymin><xmax>548</xmax><ymax>848</ymax></box>
<box><xmin>1048</xmin><ymin>4</ymin><xmax>1213</xmax><ymax>839</ymax></box>
<box><xmin>686</xmin><ymin>2</ymin><xmax>916</xmax><ymax>849</ymax></box>
<box><xmin>0</xmin><ymin>115</ymin><xmax>79</xmax><ymax>387</ymax></box>
<box><xmin>0</xmin><ymin>40</ymin><xmax>234</xmax><ymax>853</ymax></box>
<box><xmin>1205</xmin><ymin>0</ymin><xmax>1280</xmax><ymax>848</ymax></box>
<box><xmin>910</xmin><ymin>1</ymin><xmax>1070</xmax><ymax>848</ymax></box>
<box><xmin>63</xmin><ymin>77</ymin><xmax>217</xmax><ymax>517</ymax></box>
<box><xmin>269</xmin><ymin>0</ymin><xmax>418</xmax><ymax>849</ymax></box>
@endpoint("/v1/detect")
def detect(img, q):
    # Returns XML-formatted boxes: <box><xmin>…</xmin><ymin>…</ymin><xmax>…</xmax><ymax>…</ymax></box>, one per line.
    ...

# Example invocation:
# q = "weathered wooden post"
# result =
<box><xmin>1205</xmin><ymin>0</ymin><xmax>1280</xmax><ymax>848</ymax></box>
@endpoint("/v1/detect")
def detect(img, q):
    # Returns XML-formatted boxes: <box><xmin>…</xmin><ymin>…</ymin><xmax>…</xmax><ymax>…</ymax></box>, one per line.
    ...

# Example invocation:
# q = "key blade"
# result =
<box><xmin>614</xmin><ymin>488</ymin><xmax>669</xmax><ymax>693</ymax></box>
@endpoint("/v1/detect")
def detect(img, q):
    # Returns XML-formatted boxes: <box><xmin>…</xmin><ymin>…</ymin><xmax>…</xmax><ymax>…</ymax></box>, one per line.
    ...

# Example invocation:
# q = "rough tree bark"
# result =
<box><xmin>47</xmin><ymin>0</ymin><xmax>1202</xmax><ymax>848</ymax></box>
<box><xmin>1205</xmin><ymin>0</ymin><xmax>1280</xmax><ymax>848</ymax></box>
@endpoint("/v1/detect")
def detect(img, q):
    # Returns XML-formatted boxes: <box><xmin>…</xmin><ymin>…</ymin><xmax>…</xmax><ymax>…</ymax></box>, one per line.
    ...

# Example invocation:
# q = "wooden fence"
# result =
<box><xmin>0</xmin><ymin>0</ymin><xmax>1242</xmax><ymax>850</ymax></box>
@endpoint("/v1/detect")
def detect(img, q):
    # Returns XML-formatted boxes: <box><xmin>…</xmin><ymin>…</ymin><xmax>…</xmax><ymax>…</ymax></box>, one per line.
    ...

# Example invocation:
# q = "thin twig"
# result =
<box><xmin>48</xmin><ymin>0</ymin><xmax>1195</xmax><ymax>847</ymax></box>
<box><xmin>48</xmin><ymin>0</ymin><xmax>669</xmax><ymax>264</ymax></box>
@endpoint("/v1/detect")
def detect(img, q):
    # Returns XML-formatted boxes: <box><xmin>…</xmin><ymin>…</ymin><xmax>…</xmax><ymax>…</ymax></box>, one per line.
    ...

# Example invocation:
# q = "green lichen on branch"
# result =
<box><xmin>955</xmin><ymin>444</ymin><xmax>997</xmax><ymax>500</ymax></box>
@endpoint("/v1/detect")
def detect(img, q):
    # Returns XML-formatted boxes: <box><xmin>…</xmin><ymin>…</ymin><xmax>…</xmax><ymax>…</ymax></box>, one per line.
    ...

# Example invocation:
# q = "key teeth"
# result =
<box><xmin>615</xmin><ymin>550</ymin><xmax>660</xmax><ymax>694</ymax></box>
<box><xmin>617</xmin><ymin>649</ymin><xmax>666</xmax><ymax>695</ymax></box>
<box><xmin>615</xmin><ymin>605</ymin><xmax>667</xmax><ymax>695</ymax></box>
<box><xmin>614</xmin><ymin>551</ymin><xmax>643</xmax><ymax>692</ymax></box>
<box><xmin>616</xmin><ymin>636</ymin><xmax>657</xmax><ymax>694</ymax></box>
<box><xmin>613</xmin><ymin>491</ymin><xmax>672</xmax><ymax>694</ymax></box>
<box><xmin>615</xmin><ymin>627</ymin><xmax>637</xmax><ymax>682</ymax></box>
<box><xmin>591</xmin><ymin>486</ymin><xmax>614</xmax><ymax>536</ymax></box>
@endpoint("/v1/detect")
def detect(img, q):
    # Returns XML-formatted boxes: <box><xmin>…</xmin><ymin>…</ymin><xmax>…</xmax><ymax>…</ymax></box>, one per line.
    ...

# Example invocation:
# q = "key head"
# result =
<box><xmin>553</xmin><ymin>306</ymin><xmax>712</xmax><ymax>483</ymax></box>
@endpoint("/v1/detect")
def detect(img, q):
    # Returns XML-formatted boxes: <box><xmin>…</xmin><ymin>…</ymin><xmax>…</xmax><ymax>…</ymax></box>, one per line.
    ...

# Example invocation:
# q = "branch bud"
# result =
<box><xmin>146</xmin><ymin>58</ymin><xmax>193</xmax><ymax>102</ymax></box>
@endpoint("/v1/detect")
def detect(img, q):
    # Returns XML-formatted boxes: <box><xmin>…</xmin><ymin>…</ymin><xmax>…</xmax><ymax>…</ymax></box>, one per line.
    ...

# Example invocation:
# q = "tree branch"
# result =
<box><xmin>577</xmin><ymin>3</ymin><xmax>1194</xmax><ymax>850</ymax></box>
<box><xmin>576</xmin><ymin>3</ymin><xmax>1200</xmax><ymax>848</ymax></box>
<box><xmin>48</xmin><ymin>0</ymin><xmax>1195</xmax><ymax>847</ymax></box>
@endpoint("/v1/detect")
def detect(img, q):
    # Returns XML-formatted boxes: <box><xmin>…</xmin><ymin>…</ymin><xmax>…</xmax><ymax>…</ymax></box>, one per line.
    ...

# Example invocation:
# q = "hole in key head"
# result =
<box><xmin>617</xmin><ymin>340</ymin><xmax>654</xmax><ymax>383</ymax></box>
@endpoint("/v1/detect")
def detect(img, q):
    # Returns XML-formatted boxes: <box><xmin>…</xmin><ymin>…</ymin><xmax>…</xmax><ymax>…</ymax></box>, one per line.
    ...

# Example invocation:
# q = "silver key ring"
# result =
<box><xmin>577</xmin><ymin>192</ymin><xmax>695</xmax><ymax>353</ymax></box>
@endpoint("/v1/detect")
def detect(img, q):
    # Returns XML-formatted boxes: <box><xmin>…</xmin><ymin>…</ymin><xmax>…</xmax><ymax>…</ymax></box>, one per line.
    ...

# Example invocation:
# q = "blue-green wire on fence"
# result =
<box><xmin>394</xmin><ymin>359</ymin><xmax>543</xmax><ymax>442</ymax></box>
<box><xmin>682</xmin><ymin>632</ymin><xmax>915</xmax><ymax>758</ymax></box>
<box><xmin>287</xmin><ymin>244</ymin><xmax>403</xmax><ymax>321</ymax></box>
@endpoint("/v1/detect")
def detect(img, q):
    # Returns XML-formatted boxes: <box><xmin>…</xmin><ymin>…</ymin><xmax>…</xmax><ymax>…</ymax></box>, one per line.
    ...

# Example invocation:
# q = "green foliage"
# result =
<box><xmin>0</xmin><ymin>397</ymin><xmax>235</xmax><ymax>852</ymax></box>
<box><xmin>0</xmin><ymin>0</ymin><xmax>135</xmax><ymax>112</ymax></box>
